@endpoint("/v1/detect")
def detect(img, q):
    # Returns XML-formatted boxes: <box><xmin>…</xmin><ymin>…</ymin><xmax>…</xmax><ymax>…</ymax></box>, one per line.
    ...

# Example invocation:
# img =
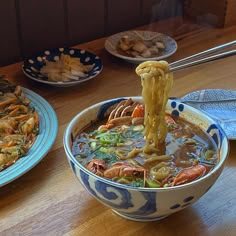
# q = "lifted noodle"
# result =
<box><xmin>135</xmin><ymin>60</ymin><xmax>173</xmax><ymax>152</ymax></box>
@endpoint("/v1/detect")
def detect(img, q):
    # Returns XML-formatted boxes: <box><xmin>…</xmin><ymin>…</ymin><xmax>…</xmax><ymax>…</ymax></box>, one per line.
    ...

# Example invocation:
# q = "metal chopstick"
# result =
<box><xmin>169</xmin><ymin>49</ymin><xmax>236</xmax><ymax>72</ymax></box>
<box><xmin>169</xmin><ymin>40</ymin><xmax>236</xmax><ymax>68</ymax></box>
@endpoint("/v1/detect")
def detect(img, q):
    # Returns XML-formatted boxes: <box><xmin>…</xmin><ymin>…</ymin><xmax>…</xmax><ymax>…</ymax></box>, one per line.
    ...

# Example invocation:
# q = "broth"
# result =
<box><xmin>72</xmin><ymin>106</ymin><xmax>218</xmax><ymax>188</ymax></box>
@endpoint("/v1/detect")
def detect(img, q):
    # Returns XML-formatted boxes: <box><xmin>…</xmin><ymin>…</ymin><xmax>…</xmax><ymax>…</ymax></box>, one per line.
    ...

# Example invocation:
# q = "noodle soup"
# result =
<box><xmin>64</xmin><ymin>96</ymin><xmax>228</xmax><ymax>221</ymax></box>
<box><xmin>71</xmin><ymin>98</ymin><xmax>218</xmax><ymax>188</ymax></box>
<box><xmin>71</xmin><ymin>61</ymin><xmax>219</xmax><ymax>188</ymax></box>
<box><xmin>64</xmin><ymin>60</ymin><xmax>228</xmax><ymax>221</ymax></box>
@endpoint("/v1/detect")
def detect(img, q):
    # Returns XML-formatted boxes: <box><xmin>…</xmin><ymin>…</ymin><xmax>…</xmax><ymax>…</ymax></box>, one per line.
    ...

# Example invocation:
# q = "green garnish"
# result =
<box><xmin>146</xmin><ymin>180</ymin><xmax>161</xmax><ymax>188</ymax></box>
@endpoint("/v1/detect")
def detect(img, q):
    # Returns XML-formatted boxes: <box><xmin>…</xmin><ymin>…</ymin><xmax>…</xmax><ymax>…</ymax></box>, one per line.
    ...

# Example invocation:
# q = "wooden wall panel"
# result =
<box><xmin>141</xmin><ymin>0</ymin><xmax>157</xmax><ymax>24</ymax></box>
<box><xmin>0</xmin><ymin>1</ymin><xmax>20</xmax><ymax>66</ymax></box>
<box><xmin>18</xmin><ymin>0</ymin><xmax>67</xmax><ymax>57</ymax></box>
<box><xmin>67</xmin><ymin>0</ymin><xmax>105</xmax><ymax>46</ymax></box>
<box><xmin>0</xmin><ymin>0</ymin><xmax>184</xmax><ymax>66</ymax></box>
<box><xmin>149</xmin><ymin>0</ymin><xmax>183</xmax><ymax>22</ymax></box>
<box><xmin>106</xmin><ymin>0</ymin><xmax>142</xmax><ymax>35</ymax></box>
<box><xmin>184</xmin><ymin>0</ymin><xmax>234</xmax><ymax>27</ymax></box>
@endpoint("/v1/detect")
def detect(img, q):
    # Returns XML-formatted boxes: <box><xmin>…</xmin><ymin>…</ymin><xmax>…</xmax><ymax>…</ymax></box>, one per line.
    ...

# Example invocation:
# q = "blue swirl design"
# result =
<box><xmin>80</xmin><ymin>169</ymin><xmax>134</xmax><ymax>209</ymax></box>
<box><xmin>129</xmin><ymin>192</ymin><xmax>157</xmax><ymax>215</ymax></box>
<box><xmin>206</xmin><ymin>124</ymin><xmax>223</xmax><ymax>148</ymax></box>
<box><xmin>78</xmin><ymin>169</ymin><xmax>160</xmax><ymax>216</ymax></box>
<box><xmin>70</xmin><ymin>160</ymin><xmax>76</xmax><ymax>175</ymax></box>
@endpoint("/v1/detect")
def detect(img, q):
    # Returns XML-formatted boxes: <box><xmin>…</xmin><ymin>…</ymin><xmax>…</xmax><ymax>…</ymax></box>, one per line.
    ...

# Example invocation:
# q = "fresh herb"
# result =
<box><xmin>96</xmin><ymin>132</ymin><xmax>125</xmax><ymax>146</ymax></box>
<box><xmin>131</xmin><ymin>178</ymin><xmax>145</xmax><ymax>187</ymax></box>
<box><xmin>0</xmin><ymin>79</ymin><xmax>16</xmax><ymax>93</ymax></box>
<box><xmin>93</xmin><ymin>150</ymin><xmax>119</xmax><ymax>164</ymax></box>
<box><xmin>33</xmin><ymin>127</ymin><xmax>39</xmax><ymax>134</ymax></box>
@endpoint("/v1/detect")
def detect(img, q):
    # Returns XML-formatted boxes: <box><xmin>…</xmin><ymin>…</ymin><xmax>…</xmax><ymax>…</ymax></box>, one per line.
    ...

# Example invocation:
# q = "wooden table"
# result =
<box><xmin>1</xmin><ymin>18</ymin><xmax>236</xmax><ymax>236</ymax></box>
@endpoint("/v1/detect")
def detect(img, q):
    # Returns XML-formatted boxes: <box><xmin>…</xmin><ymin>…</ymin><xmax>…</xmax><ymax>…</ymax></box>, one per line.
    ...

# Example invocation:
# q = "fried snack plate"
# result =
<box><xmin>0</xmin><ymin>88</ymin><xmax>58</xmax><ymax>187</ymax></box>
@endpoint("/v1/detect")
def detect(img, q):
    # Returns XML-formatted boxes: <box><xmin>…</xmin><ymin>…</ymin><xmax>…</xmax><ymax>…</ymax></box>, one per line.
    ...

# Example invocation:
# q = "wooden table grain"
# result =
<box><xmin>1</xmin><ymin>19</ymin><xmax>236</xmax><ymax>236</ymax></box>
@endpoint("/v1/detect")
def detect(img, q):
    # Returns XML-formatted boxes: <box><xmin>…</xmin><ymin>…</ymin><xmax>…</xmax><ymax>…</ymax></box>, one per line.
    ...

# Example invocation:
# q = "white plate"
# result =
<box><xmin>105</xmin><ymin>30</ymin><xmax>177</xmax><ymax>64</ymax></box>
<box><xmin>22</xmin><ymin>47</ymin><xmax>103</xmax><ymax>87</ymax></box>
<box><xmin>0</xmin><ymin>88</ymin><xmax>58</xmax><ymax>187</ymax></box>
<box><xmin>181</xmin><ymin>89</ymin><xmax>236</xmax><ymax>140</ymax></box>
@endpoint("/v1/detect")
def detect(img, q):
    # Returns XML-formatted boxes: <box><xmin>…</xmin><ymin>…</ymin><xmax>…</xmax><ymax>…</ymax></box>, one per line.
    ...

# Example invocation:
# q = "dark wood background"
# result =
<box><xmin>0</xmin><ymin>0</ymin><xmax>162</xmax><ymax>66</ymax></box>
<box><xmin>4</xmin><ymin>0</ymin><xmax>233</xmax><ymax>67</ymax></box>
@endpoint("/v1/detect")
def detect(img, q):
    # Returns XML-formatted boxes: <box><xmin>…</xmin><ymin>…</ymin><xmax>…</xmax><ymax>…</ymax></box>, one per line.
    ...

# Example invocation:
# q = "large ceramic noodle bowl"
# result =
<box><xmin>63</xmin><ymin>61</ymin><xmax>229</xmax><ymax>222</ymax></box>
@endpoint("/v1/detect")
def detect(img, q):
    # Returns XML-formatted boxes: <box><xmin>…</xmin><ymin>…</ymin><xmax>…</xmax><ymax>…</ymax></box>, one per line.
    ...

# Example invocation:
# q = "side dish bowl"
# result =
<box><xmin>63</xmin><ymin>96</ymin><xmax>229</xmax><ymax>222</ymax></box>
<box><xmin>22</xmin><ymin>47</ymin><xmax>103</xmax><ymax>87</ymax></box>
<box><xmin>105</xmin><ymin>30</ymin><xmax>177</xmax><ymax>64</ymax></box>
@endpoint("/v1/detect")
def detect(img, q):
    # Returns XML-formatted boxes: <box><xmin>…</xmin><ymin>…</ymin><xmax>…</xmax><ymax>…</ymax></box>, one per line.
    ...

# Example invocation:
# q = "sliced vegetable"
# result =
<box><xmin>146</xmin><ymin>180</ymin><xmax>161</xmax><ymax>188</ymax></box>
<box><xmin>131</xmin><ymin>104</ymin><xmax>145</xmax><ymax>118</ymax></box>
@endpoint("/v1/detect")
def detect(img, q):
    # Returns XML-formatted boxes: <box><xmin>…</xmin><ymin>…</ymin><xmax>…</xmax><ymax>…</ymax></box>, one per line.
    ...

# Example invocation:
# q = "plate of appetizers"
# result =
<box><xmin>22</xmin><ymin>47</ymin><xmax>103</xmax><ymax>87</ymax></box>
<box><xmin>180</xmin><ymin>89</ymin><xmax>236</xmax><ymax>140</ymax></box>
<box><xmin>0</xmin><ymin>80</ymin><xmax>58</xmax><ymax>186</ymax></box>
<box><xmin>105</xmin><ymin>30</ymin><xmax>177</xmax><ymax>63</ymax></box>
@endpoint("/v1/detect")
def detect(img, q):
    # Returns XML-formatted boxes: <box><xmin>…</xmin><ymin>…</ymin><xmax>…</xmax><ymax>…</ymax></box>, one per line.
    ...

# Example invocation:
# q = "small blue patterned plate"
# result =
<box><xmin>0</xmin><ymin>88</ymin><xmax>58</xmax><ymax>187</ymax></box>
<box><xmin>181</xmin><ymin>89</ymin><xmax>236</xmax><ymax>140</ymax></box>
<box><xmin>22</xmin><ymin>47</ymin><xmax>103</xmax><ymax>87</ymax></box>
<box><xmin>105</xmin><ymin>30</ymin><xmax>177</xmax><ymax>64</ymax></box>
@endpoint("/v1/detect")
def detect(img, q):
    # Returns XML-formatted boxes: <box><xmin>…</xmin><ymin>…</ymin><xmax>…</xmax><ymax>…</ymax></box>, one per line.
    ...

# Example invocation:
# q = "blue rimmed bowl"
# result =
<box><xmin>63</xmin><ymin>96</ymin><xmax>229</xmax><ymax>222</ymax></box>
<box><xmin>0</xmin><ymin>88</ymin><xmax>58</xmax><ymax>187</ymax></box>
<box><xmin>22</xmin><ymin>47</ymin><xmax>103</xmax><ymax>87</ymax></box>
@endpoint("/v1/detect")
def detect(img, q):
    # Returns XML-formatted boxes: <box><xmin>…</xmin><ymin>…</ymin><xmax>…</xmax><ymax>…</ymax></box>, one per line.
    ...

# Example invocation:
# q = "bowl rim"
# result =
<box><xmin>63</xmin><ymin>96</ymin><xmax>230</xmax><ymax>192</ymax></box>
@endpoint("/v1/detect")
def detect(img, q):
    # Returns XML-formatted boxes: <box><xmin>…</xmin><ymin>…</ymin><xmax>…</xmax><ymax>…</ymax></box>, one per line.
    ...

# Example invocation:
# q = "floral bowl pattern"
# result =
<box><xmin>63</xmin><ymin>96</ymin><xmax>229</xmax><ymax>222</ymax></box>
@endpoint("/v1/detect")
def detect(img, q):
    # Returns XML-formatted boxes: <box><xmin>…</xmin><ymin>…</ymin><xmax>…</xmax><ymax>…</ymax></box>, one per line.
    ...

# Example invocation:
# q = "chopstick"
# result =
<box><xmin>170</xmin><ymin>49</ymin><xmax>236</xmax><ymax>72</ymax></box>
<box><xmin>169</xmin><ymin>40</ymin><xmax>236</xmax><ymax>72</ymax></box>
<box><xmin>170</xmin><ymin>40</ymin><xmax>236</xmax><ymax>67</ymax></box>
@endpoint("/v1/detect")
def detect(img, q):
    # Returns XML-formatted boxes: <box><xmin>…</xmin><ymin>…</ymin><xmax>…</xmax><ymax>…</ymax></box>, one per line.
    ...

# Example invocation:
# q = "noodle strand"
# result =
<box><xmin>136</xmin><ymin>61</ymin><xmax>173</xmax><ymax>152</ymax></box>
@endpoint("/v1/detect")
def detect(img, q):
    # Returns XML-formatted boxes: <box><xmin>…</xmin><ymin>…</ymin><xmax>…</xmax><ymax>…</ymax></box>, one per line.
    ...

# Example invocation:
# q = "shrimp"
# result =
<box><xmin>6</xmin><ymin>104</ymin><xmax>29</xmax><ymax>116</ymax></box>
<box><xmin>86</xmin><ymin>159</ymin><xmax>106</xmax><ymax>177</ymax></box>
<box><xmin>0</xmin><ymin>80</ymin><xmax>40</xmax><ymax>172</ymax></box>
<box><xmin>172</xmin><ymin>164</ymin><xmax>207</xmax><ymax>186</ymax></box>
<box><xmin>104</xmin><ymin>162</ymin><xmax>146</xmax><ymax>181</ymax></box>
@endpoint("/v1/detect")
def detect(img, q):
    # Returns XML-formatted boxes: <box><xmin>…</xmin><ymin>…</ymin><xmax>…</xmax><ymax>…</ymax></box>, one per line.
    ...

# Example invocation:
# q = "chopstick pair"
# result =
<box><xmin>169</xmin><ymin>40</ymin><xmax>236</xmax><ymax>72</ymax></box>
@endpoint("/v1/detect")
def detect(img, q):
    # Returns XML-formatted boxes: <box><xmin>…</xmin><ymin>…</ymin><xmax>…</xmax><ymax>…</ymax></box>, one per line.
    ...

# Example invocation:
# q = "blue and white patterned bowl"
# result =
<box><xmin>22</xmin><ymin>47</ymin><xmax>103</xmax><ymax>87</ymax></box>
<box><xmin>63</xmin><ymin>96</ymin><xmax>229</xmax><ymax>222</ymax></box>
